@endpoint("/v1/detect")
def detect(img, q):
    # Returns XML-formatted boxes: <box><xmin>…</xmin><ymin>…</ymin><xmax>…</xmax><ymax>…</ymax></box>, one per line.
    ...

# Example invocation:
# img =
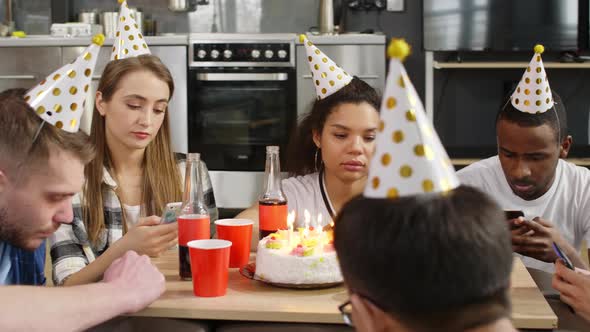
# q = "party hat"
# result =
<box><xmin>24</xmin><ymin>34</ymin><xmax>104</xmax><ymax>133</ymax></box>
<box><xmin>364</xmin><ymin>39</ymin><xmax>460</xmax><ymax>198</ymax></box>
<box><xmin>510</xmin><ymin>44</ymin><xmax>554</xmax><ymax>114</ymax></box>
<box><xmin>110</xmin><ymin>0</ymin><xmax>150</xmax><ymax>60</ymax></box>
<box><xmin>300</xmin><ymin>34</ymin><xmax>352</xmax><ymax>99</ymax></box>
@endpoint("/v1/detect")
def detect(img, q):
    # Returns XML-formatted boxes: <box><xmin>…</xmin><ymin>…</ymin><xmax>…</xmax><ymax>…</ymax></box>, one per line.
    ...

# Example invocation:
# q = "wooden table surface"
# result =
<box><xmin>132</xmin><ymin>250</ymin><xmax>557</xmax><ymax>329</ymax></box>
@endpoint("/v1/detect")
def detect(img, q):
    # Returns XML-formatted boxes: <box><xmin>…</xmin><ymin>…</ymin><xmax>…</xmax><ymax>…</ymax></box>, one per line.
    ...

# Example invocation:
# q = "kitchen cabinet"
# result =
<box><xmin>0</xmin><ymin>47</ymin><xmax>61</xmax><ymax>93</ymax></box>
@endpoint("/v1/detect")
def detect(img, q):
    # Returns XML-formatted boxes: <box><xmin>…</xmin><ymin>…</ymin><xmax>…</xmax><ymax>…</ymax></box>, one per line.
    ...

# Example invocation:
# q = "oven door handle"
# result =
<box><xmin>301</xmin><ymin>74</ymin><xmax>379</xmax><ymax>79</ymax></box>
<box><xmin>196</xmin><ymin>73</ymin><xmax>289</xmax><ymax>81</ymax></box>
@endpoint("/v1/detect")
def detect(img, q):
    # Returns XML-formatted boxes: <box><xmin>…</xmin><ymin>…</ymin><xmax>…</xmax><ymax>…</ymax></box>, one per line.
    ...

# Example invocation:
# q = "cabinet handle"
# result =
<box><xmin>0</xmin><ymin>75</ymin><xmax>36</xmax><ymax>80</ymax></box>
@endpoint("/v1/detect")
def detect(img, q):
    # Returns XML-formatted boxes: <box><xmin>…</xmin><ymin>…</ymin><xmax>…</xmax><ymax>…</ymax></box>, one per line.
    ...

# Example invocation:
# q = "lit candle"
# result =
<box><xmin>303</xmin><ymin>209</ymin><xmax>311</xmax><ymax>239</ymax></box>
<box><xmin>287</xmin><ymin>210</ymin><xmax>295</xmax><ymax>247</ymax></box>
<box><xmin>316</xmin><ymin>213</ymin><xmax>324</xmax><ymax>252</ymax></box>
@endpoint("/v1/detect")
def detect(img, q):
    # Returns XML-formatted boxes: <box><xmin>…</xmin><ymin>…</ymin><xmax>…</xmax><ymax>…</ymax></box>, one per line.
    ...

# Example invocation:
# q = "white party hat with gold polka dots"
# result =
<box><xmin>510</xmin><ymin>44</ymin><xmax>553</xmax><ymax>114</ymax></box>
<box><xmin>24</xmin><ymin>34</ymin><xmax>104</xmax><ymax>133</ymax></box>
<box><xmin>364</xmin><ymin>39</ymin><xmax>459</xmax><ymax>199</ymax></box>
<box><xmin>300</xmin><ymin>34</ymin><xmax>353</xmax><ymax>99</ymax></box>
<box><xmin>110</xmin><ymin>0</ymin><xmax>150</xmax><ymax>60</ymax></box>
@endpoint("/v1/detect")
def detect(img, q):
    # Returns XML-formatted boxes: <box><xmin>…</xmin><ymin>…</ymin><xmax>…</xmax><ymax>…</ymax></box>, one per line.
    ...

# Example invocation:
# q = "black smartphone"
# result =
<box><xmin>504</xmin><ymin>210</ymin><xmax>524</xmax><ymax>220</ymax></box>
<box><xmin>552</xmin><ymin>242</ymin><xmax>575</xmax><ymax>270</ymax></box>
<box><xmin>505</xmin><ymin>210</ymin><xmax>524</xmax><ymax>230</ymax></box>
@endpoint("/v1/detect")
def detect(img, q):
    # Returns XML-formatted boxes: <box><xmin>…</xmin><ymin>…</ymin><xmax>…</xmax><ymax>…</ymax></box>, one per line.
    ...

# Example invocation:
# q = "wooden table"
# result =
<box><xmin>133</xmin><ymin>250</ymin><xmax>557</xmax><ymax>329</ymax></box>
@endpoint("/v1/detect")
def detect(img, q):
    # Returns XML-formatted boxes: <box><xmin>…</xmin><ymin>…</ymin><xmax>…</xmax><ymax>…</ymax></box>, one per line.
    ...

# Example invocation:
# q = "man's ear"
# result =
<box><xmin>350</xmin><ymin>294</ymin><xmax>402</xmax><ymax>332</ymax></box>
<box><xmin>560</xmin><ymin>135</ymin><xmax>572</xmax><ymax>158</ymax></box>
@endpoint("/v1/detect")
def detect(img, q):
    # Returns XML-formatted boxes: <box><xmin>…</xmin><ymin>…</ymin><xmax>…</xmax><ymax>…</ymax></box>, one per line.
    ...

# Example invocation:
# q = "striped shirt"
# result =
<box><xmin>49</xmin><ymin>160</ymin><xmax>218</xmax><ymax>285</ymax></box>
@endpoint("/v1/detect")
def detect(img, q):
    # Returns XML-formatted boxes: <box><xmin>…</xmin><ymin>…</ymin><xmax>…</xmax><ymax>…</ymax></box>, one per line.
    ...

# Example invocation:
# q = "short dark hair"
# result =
<box><xmin>334</xmin><ymin>186</ymin><xmax>513</xmax><ymax>331</ymax></box>
<box><xmin>0</xmin><ymin>88</ymin><xmax>95</xmax><ymax>180</ymax></box>
<box><xmin>286</xmin><ymin>77</ymin><xmax>380</xmax><ymax>176</ymax></box>
<box><xmin>496</xmin><ymin>90</ymin><xmax>567</xmax><ymax>142</ymax></box>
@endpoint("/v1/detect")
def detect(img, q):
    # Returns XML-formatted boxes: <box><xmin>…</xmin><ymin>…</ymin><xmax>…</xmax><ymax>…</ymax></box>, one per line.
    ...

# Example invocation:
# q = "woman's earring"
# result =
<box><xmin>315</xmin><ymin>148</ymin><xmax>321</xmax><ymax>172</ymax></box>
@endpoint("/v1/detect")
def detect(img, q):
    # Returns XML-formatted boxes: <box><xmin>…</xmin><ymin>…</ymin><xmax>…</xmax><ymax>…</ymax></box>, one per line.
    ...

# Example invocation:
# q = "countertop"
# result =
<box><xmin>300</xmin><ymin>32</ymin><xmax>386</xmax><ymax>45</ymax></box>
<box><xmin>0</xmin><ymin>34</ymin><xmax>188</xmax><ymax>47</ymax></box>
<box><xmin>0</xmin><ymin>33</ymin><xmax>386</xmax><ymax>47</ymax></box>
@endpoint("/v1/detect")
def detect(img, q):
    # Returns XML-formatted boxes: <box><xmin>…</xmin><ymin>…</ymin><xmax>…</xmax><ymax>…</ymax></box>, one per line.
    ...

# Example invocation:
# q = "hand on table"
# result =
<box><xmin>120</xmin><ymin>216</ymin><xmax>178</xmax><ymax>257</ymax></box>
<box><xmin>103</xmin><ymin>250</ymin><xmax>165</xmax><ymax>313</ymax></box>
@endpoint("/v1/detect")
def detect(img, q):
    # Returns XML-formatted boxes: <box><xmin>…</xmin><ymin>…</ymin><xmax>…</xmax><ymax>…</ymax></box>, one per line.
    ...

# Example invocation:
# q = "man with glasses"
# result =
<box><xmin>332</xmin><ymin>38</ymin><xmax>516</xmax><ymax>332</ymax></box>
<box><xmin>334</xmin><ymin>186</ymin><xmax>516</xmax><ymax>331</ymax></box>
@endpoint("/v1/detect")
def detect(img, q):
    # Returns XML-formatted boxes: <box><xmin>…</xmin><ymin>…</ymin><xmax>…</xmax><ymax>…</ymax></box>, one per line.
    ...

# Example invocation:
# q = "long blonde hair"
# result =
<box><xmin>83</xmin><ymin>55</ymin><xmax>182</xmax><ymax>245</ymax></box>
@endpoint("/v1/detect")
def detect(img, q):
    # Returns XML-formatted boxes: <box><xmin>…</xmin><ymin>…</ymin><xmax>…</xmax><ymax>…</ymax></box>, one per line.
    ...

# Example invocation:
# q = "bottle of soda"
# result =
<box><xmin>258</xmin><ymin>146</ymin><xmax>287</xmax><ymax>239</ymax></box>
<box><xmin>178</xmin><ymin>153</ymin><xmax>210</xmax><ymax>280</ymax></box>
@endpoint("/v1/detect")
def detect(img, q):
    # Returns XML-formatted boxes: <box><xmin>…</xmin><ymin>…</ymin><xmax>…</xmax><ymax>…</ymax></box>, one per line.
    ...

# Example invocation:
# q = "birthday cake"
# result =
<box><xmin>255</xmin><ymin>228</ymin><xmax>343</xmax><ymax>285</ymax></box>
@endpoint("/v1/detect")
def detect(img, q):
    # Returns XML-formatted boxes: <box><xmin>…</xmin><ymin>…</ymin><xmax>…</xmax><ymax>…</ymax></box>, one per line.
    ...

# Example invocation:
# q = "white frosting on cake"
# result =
<box><xmin>255</xmin><ymin>231</ymin><xmax>343</xmax><ymax>285</ymax></box>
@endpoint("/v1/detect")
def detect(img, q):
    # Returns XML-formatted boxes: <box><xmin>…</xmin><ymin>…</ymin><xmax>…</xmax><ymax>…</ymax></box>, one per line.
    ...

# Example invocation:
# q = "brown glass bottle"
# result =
<box><xmin>258</xmin><ymin>146</ymin><xmax>287</xmax><ymax>239</ymax></box>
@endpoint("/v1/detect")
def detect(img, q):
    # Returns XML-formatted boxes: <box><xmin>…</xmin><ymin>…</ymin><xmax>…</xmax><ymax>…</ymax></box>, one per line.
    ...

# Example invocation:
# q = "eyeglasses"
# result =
<box><xmin>338</xmin><ymin>300</ymin><xmax>354</xmax><ymax>327</ymax></box>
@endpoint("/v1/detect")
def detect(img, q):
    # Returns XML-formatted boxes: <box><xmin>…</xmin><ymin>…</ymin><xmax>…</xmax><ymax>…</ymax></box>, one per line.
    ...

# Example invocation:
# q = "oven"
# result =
<box><xmin>187</xmin><ymin>34</ymin><xmax>297</xmax><ymax>211</ymax></box>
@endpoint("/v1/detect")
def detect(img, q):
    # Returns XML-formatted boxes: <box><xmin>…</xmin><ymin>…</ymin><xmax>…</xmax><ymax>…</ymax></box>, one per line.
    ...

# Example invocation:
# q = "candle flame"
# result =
<box><xmin>317</xmin><ymin>213</ymin><xmax>323</xmax><ymax>228</ymax></box>
<box><xmin>287</xmin><ymin>210</ymin><xmax>295</xmax><ymax>226</ymax></box>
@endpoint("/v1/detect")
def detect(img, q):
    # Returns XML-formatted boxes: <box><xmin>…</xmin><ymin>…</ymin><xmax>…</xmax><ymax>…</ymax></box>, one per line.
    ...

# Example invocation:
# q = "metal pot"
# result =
<box><xmin>78</xmin><ymin>10</ymin><xmax>99</xmax><ymax>25</ymax></box>
<box><xmin>168</xmin><ymin>0</ymin><xmax>197</xmax><ymax>12</ymax></box>
<box><xmin>101</xmin><ymin>11</ymin><xmax>118</xmax><ymax>38</ymax></box>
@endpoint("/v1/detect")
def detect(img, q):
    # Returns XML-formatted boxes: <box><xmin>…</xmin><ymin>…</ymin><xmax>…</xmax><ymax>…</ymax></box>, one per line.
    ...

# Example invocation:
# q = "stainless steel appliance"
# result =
<box><xmin>188</xmin><ymin>33</ymin><xmax>297</xmax><ymax>210</ymax></box>
<box><xmin>100</xmin><ymin>12</ymin><xmax>118</xmax><ymax>38</ymax></box>
<box><xmin>78</xmin><ymin>10</ymin><xmax>99</xmax><ymax>25</ymax></box>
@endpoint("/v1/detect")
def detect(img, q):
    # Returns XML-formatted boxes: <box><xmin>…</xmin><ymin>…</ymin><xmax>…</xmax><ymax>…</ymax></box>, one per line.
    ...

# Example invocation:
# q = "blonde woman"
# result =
<box><xmin>50</xmin><ymin>55</ymin><xmax>218</xmax><ymax>286</ymax></box>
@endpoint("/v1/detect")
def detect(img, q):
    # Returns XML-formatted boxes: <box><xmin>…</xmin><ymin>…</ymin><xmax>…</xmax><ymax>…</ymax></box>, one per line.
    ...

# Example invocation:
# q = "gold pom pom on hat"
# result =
<box><xmin>534</xmin><ymin>44</ymin><xmax>545</xmax><ymax>54</ymax></box>
<box><xmin>92</xmin><ymin>33</ymin><xmax>105</xmax><ymax>46</ymax></box>
<box><xmin>387</xmin><ymin>38</ymin><xmax>411</xmax><ymax>62</ymax></box>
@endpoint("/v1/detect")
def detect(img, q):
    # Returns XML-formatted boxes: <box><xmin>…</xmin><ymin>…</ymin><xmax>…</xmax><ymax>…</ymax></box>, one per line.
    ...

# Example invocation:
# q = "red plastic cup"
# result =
<box><xmin>215</xmin><ymin>219</ymin><xmax>254</xmax><ymax>268</ymax></box>
<box><xmin>187</xmin><ymin>239</ymin><xmax>232</xmax><ymax>297</ymax></box>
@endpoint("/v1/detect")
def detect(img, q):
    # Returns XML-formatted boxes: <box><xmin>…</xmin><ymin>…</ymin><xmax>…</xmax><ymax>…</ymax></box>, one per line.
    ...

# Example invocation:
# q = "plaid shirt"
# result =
<box><xmin>49</xmin><ymin>161</ymin><xmax>218</xmax><ymax>285</ymax></box>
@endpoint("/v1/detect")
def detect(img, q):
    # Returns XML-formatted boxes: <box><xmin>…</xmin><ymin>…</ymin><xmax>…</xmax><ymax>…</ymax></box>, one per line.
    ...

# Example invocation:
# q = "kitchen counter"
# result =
<box><xmin>299</xmin><ymin>32</ymin><xmax>386</xmax><ymax>45</ymax></box>
<box><xmin>0</xmin><ymin>34</ymin><xmax>188</xmax><ymax>47</ymax></box>
<box><xmin>0</xmin><ymin>33</ymin><xmax>385</xmax><ymax>47</ymax></box>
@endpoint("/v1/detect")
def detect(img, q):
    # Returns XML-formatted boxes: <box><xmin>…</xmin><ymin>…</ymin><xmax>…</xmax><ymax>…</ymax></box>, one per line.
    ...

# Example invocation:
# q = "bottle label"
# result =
<box><xmin>178</xmin><ymin>214</ymin><xmax>210</xmax><ymax>246</ymax></box>
<box><xmin>259</xmin><ymin>204</ymin><xmax>288</xmax><ymax>231</ymax></box>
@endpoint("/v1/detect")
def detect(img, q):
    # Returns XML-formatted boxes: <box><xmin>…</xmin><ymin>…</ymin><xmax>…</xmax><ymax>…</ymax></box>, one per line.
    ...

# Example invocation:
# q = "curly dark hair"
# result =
<box><xmin>286</xmin><ymin>77</ymin><xmax>380</xmax><ymax>176</ymax></box>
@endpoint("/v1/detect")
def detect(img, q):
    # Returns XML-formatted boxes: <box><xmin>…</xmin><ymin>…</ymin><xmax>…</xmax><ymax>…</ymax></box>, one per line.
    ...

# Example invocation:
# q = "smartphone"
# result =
<box><xmin>160</xmin><ymin>202</ymin><xmax>183</xmax><ymax>224</ymax></box>
<box><xmin>552</xmin><ymin>242</ymin><xmax>575</xmax><ymax>270</ymax></box>
<box><xmin>504</xmin><ymin>210</ymin><xmax>524</xmax><ymax>220</ymax></box>
<box><xmin>505</xmin><ymin>210</ymin><xmax>524</xmax><ymax>230</ymax></box>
